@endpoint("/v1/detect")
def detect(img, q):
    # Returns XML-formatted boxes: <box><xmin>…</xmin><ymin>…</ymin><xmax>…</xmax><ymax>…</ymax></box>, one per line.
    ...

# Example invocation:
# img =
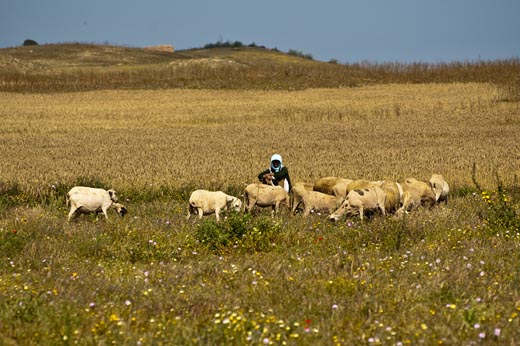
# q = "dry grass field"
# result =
<box><xmin>1</xmin><ymin>83</ymin><xmax>518</xmax><ymax>195</ymax></box>
<box><xmin>1</xmin><ymin>44</ymin><xmax>520</xmax><ymax>345</ymax></box>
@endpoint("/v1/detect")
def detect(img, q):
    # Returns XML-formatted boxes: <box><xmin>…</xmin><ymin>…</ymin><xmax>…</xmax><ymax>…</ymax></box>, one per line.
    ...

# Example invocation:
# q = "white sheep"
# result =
<box><xmin>66</xmin><ymin>186</ymin><xmax>127</xmax><ymax>221</ymax></box>
<box><xmin>328</xmin><ymin>187</ymin><xmax>386</xmax><ymax>221</ymax></box>
<box><xmin>293</xmin><ymin>190</ymin><xmax>339</xmax><ymax>217</ymax></box>
<box><xmin>186</xmin><ymin>189</ymin><xmax>242</xmax><ymax>222</ymax></box>
<box><xmin>429</xmin><ymin>174</ymin><xmax>450</xmax><ymax>205</ymax></box>
<box><xmin>396</xmin><ymin>178</ymin><xmax>436</xmax><ymax>216</ymax></box>
<box><xmin>290</xmin><ymin>182</ymin><xmax>314</xmax><ymax>213</ymax></box>
<box><xmin>244</xmin><ymin>183</ymin><xmax>290</xmax><ymax>215</ymax></box>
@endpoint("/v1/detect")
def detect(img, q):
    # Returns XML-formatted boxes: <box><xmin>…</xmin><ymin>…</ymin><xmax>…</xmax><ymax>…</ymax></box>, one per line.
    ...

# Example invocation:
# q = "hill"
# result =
<box><xmin>0</xmin><ymin>43</ymin><xmax>320</xmax><ymax>73</ymax></box>
<box><xmin>0</xmin><ymin>43</ymin><xmax>519</xmax><ymax>94</ymax></box>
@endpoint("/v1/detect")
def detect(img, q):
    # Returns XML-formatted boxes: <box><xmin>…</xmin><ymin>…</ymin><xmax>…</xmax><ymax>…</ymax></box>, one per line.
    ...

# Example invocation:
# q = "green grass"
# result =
<box><xmin>1</xmin><ymin>182</ymin><xmax>519</xmax><ymax>345</ymax></box>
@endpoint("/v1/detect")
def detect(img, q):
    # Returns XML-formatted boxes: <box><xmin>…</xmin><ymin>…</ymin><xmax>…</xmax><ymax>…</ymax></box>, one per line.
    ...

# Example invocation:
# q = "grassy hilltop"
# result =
<box><xmin>1</xmin><ymin>42</ymin><xmax>519</xmax><ymax>94</ymax></box>
<box><xmin>0</xmin><ymin>43</ymin><xmax>520</xmax><ymax>345</ymax></box>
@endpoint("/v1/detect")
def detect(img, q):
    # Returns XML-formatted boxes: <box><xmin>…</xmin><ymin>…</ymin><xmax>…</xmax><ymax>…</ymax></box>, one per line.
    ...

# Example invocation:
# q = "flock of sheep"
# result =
<box><xmin>65</xmin><ymin>174</ymin><xmax>449</xmax><ymax>223</ymax></box>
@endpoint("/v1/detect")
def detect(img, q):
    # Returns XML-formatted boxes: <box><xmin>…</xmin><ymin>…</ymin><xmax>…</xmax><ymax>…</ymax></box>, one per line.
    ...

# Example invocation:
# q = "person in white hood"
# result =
<box><xmin>258</xmin><ymin>153</ymin><xmax>292</xmax><ymax>192</ymax></box>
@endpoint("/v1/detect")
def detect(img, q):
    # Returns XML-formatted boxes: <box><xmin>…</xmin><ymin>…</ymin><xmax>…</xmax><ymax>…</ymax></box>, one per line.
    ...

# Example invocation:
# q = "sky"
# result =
<box><xmin>1</xmin><ymin>0</ymin><xmax>519</xmax><ymax>63</ymax></box>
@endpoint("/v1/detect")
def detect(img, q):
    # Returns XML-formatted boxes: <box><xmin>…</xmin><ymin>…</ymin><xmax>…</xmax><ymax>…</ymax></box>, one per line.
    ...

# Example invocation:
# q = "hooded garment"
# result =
<box><xmin>270</xmin><ymin>154</ymin><xmax>284</xmax><ymax>173</ymax></box>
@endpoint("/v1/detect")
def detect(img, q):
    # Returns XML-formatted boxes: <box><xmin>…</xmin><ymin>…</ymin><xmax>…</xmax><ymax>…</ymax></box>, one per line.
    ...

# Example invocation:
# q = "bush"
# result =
<box><xmin>194</xmin><ymin>213</ymin><xmax>281</xmax><ymax>254</ymax></box>
<box><xmin>203</xmin><ymin>40</ymin><xmax>244</xmax><ymax>49</ymax></box>
<box><xmin>23</xmin><ymin>39</ymin><xmax>38</xmax><ymax>46</ymax></box>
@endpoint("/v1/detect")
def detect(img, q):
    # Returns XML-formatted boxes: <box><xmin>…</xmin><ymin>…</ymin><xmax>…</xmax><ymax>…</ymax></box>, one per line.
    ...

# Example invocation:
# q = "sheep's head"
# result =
<box><xmin>328</xmin><ymin>199</ymin><xmax>349</xmax><ymax>222</ymax></box>
<box><xmin>108</xmin><ymin>189</ymin><xmax>119</xmax><ymax>203</ymax></box>
<box><xmin>230</xmin><ymin>198</ymin><xmax>243</xmax><ymax>212</ymax></box>
<box><xmin>112</xmin><ymin>203</ymin><xmax>127</xmax><ymax>217</ymax></box>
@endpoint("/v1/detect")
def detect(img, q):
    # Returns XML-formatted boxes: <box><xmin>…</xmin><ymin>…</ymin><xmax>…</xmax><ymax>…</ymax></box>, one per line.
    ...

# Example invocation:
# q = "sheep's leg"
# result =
<box><xmin>67</xmin><ymin>207</ymin><xmax>78</xmax><ymax>222</ymax></box>
<box><xmin>215</xmin><ymin>208</ymin><xmax>221</xmax><ymax>222</ymax></box>
<box><xmin>101</xmin><ymin>207</ymin><xmax>109</xmax><ymax>220</ymax></box>
<box><xmin>197</xmin><ymin>208</ymin><xmax>204</xmax><ymax>220</ymax></box>
<box><xmin>246</xmin><ymin>199</ymin><xmax>256</xmax><ymax>214</ymax></box>
<box><xmin>186</xmin><ymin>207</ymin><xmax>192</xmax><ymax>221</ymax></box>
<box><xmin>302</xmin><ymin>207</ymin><xmax>310</xmax><ymax>217</ymax></box>
<box><xmin>359</xmin><ymin>207</ymin><xmax>364</xmax><ymax>221</ymax></box>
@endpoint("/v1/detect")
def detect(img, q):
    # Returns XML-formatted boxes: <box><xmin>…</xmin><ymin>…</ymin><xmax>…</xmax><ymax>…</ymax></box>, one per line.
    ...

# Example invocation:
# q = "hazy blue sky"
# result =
<box><xmin>1</xmin><ymin>0</ymin><xmax>519</xmax><ymax>62</ymax></box>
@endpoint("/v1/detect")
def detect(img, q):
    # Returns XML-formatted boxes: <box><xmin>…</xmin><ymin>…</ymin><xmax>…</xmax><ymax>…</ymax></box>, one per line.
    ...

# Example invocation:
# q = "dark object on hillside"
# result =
<box><xmin>23</xmin><ymin>39</ymin><xmax>38</xmax><ymax>46</ymax></box>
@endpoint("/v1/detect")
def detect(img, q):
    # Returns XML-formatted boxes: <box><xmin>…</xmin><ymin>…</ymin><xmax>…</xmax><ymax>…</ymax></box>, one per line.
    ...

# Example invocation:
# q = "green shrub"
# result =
<box><xmin>473</xmin><ymin>166</ymin><xmax>520</xmax><ymax>236</ymax></box>
<box><xmin>194</xmin><ymin>213</ymin><xmax>281</xmax><ymax>254</ymax></box>
<box><xmin>23</xmin><ymin>39</ymin><xmax>38</xmax><ymax>46</ymax></box>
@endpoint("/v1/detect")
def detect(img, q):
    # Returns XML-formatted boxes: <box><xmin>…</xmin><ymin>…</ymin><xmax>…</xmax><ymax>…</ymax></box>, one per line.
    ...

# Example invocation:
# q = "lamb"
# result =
<box><xmin>429</xmin><ymin>174</ymin><xmax>450</xmax><ymax>205</ymax></box>
<box><xmin>186</xmin><ymin>189</ymin><xmax>242</xmax><ymax>222</ymax></box>
<box><xmin>66</xmin><ymin>186</ymin><xmax>127</xmax><ymax>221</ymax></box>
<box><xmin>244</xmin><ymin>183</ymin><xmax>290</xmax><ymax>215</ymax></box>
<box><xmin>328</xmin><ymin>187</ymin><xmax>386</xmax><ymax>221</ymax></box>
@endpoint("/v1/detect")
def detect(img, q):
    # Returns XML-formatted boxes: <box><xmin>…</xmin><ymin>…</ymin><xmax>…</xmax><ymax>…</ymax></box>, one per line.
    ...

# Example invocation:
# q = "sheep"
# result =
<box><xmin>328</xmin><ymin>187</ymin><xmax>386</xmax><ymax>221</ymax></box>
<box><xmin>345</xmin><ymin>179</ymin><xmax>384</xmax><ymax>194</ymax></box>
<box><xmin>331</xmin><ymin>179</ymin><xmax>356</xmax><ymax>202</ymax></box>
<box><xmin>294</xmin><ymin>190</ymin><xmax>339</xmax><ymax>217</ymax></box>
<box><xmin>313</xmin><ymin>177</ymin><xmax>353</xmax><ymax>195</ymax></box>
<box><xmin>244</xmin><ymin>183</ymin><xmax>290</xmax><ymax>215</ymax></box>
<box><xmin>396</xmin><ymin>177</ymin><xmax>436</xmax><ymax>216</ymax></box>
<box><xmin>186</xmin><ymin>189</ymin><xmax>242</xmax><ymax>222</ymax></box>
<box><xmin>290</xmin><ymin>182</ymin><xmax>314</xmax><ymax>213</ymax></box>
<box><xmin>66</xmin><ymin>186</ymin><xmax>127</xmax><ymax>221</ymax></box>
<box><xmin>429</xmin><ymin>174</ymin><xmax>450</xmax><ymax>205</ymax></box>
<box><xmin>379</xmin><ymin>180</ymin><xmax>403</xmax><ymax>214</ymax></box>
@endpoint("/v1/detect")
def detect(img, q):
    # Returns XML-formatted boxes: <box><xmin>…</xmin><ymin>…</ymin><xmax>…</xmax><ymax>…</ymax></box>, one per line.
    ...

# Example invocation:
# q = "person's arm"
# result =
<box><xmin>258</xmin><ymin>169</ymin><xmax>272</xmax><ymax>183</ymax></box>
<box><xmin>273</xmin><ymin>167</ymin><xmax>289</xmax><ymax>181</ymax></box>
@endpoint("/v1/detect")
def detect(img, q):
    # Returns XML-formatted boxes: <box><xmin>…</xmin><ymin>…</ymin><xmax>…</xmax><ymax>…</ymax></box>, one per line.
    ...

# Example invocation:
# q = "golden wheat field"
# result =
<box><xmin>1</xmin><ymin>83</ymin><xmax>519</xmax><ymax>194</ymax></box>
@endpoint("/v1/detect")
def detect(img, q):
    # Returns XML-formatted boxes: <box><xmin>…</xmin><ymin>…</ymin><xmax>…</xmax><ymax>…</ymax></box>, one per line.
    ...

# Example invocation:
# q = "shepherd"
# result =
<box><xmin>258</xmin><ymin>153</ymin><xmax>292</xmax><ymax>192</ymax></box>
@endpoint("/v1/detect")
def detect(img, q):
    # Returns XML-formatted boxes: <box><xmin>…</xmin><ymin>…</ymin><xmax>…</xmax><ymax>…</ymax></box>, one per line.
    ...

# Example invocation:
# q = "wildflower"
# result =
<box><xmin>332</xmin><ymin>304</ymin><xmax>338</xmax><ymax>309</ymax></box>
<box><xmin>494</xmin><ymin>328</ymin><xmax>501</xmax><ymax>337</ymax></box>
<box><xmin>474</xmin><ymin>323</ymin><xmax>480</xmax><ymax>329</ymax></box>
<box><xmin>125</xmin><ymin>300</ymin><xmax>132</xmax><ymax>306</ymax></box>
<box><xmin>446</xmin><ymin>304</ymin><xmax>456</xmax><ymax>310</ymax></box>
<box><xmin>479</xmin><ymin>332</ymin><xmax>486</xmax><ymax>339</ymax></box>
